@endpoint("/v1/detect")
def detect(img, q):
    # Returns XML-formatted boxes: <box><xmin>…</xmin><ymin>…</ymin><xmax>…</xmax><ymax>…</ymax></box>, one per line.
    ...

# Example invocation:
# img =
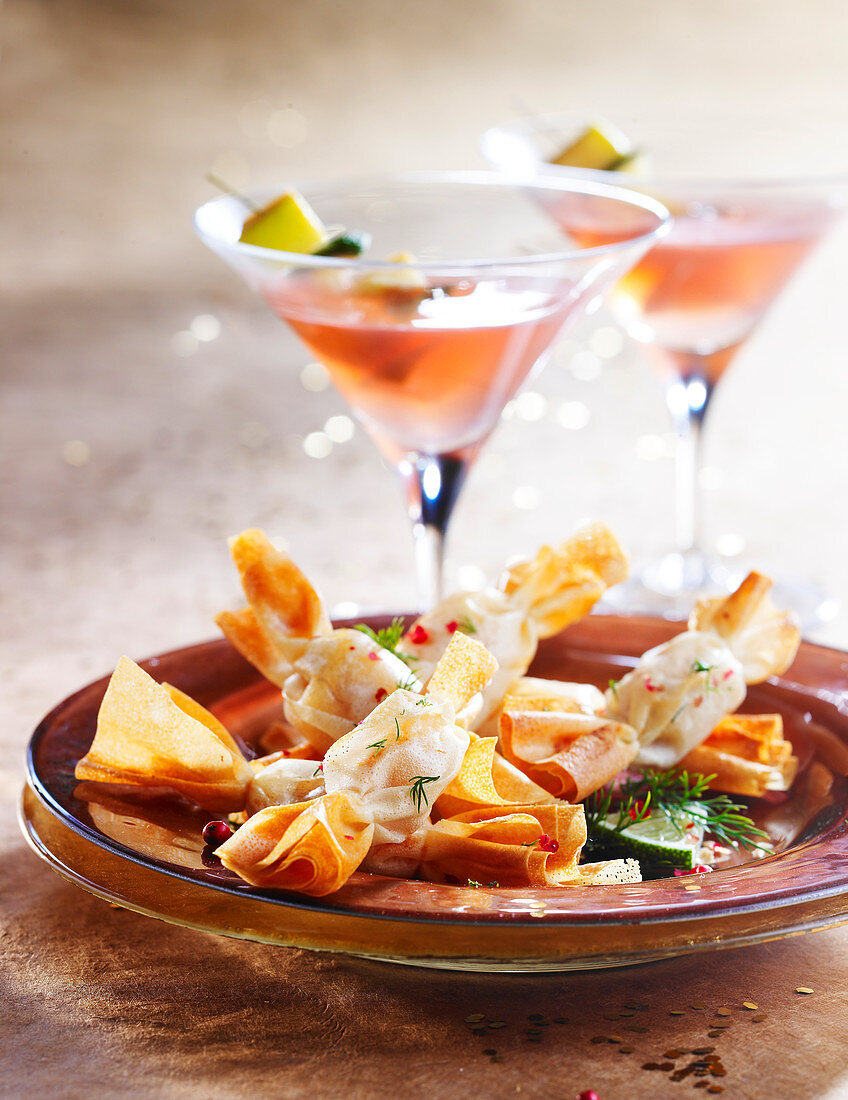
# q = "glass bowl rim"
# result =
<box><xmin>193</xmin><ymin>168</ymin><xmax>672</xmax><ymax>271</ymax></box>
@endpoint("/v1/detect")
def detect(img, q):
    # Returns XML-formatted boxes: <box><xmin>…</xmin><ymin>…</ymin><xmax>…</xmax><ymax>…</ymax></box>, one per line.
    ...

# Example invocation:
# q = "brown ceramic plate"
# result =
<box><xmin>20</xmin><ymin>615</ymin><xmax>848</xmax><ymax>972</ymax></box>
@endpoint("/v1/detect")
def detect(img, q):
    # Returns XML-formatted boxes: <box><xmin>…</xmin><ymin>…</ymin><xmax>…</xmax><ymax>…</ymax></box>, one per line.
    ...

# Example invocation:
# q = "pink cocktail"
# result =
<box><xmin>269</xmin><ymin>276</ymin><xmax>581</xmax><ymax>460</ymax></box>
<box><xmin>566</xmin><ymin>194</ymin><xmax>835</xmax><ymax>380</ymax></box>
<box><xmin>482</xmin><ymin>118</ymin><xmax>847</xmax><ymax>619</ymax></box>
<box><xmin>196</xmin><ymin>173</ymin><xmax>669</xmax><ymax>606</ymax></box>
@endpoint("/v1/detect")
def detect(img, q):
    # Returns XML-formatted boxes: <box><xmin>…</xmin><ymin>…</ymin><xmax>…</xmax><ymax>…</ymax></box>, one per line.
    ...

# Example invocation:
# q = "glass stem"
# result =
<box><xmin>397</xmin><ymin>452</ymin><xmax>470</xmax><ymax>610</ymax></box>
<box><xmin>663</xmin><ymin>355</ymin><xmax>717</xmax><ymax>558</ymax></box>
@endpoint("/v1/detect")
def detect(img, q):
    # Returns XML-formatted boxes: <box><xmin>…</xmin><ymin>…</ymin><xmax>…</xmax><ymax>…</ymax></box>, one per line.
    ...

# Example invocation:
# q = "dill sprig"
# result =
<box><xmin>366</xmin><ymin>738</ymin><xmax>387</xmax><ymax>756</ymax></box>
<box><xmin>409</xmin><ymin>774</ymin><xmax>440</xmax><ymax>813</ymax></box>
<box><xmin>670</xmin><ymin>702</ymin><xmax>688</xmax><ymax>725</ymax></box>
<box><xmin>691</xmin><ymin>659</ymin><xmax>720</xmax><ymax>695</ymax></box>
<box><xmin>583</xmin><ymin>783</ymin><xmax>652</xmax><ymax>834</ymax></box>
<box><xmin>354</xmin><ymin>617</ymin><xmax>405</xmax><ymax>652</ymax></box>
<box><xmin>354</xmin><ymin>617</ymin><xmax>419</xmax><ymax>673</ymax></box>
<box><xmin>584</xmin><ymin>768</ymin><xmax>770</xmax><ymax>853</ymax></box>
<box><xmin>455</xmin><ymin>615</ymin><xmax>477</xmax><ymax>635</ymax></box>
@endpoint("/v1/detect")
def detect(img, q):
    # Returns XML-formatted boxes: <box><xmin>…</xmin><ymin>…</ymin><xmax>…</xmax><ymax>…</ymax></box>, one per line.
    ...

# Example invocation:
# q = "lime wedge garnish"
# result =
<box><xmin>588</xmin><ymin>805</ymin><xmax>706</xmax><ymax>876</ymax></box>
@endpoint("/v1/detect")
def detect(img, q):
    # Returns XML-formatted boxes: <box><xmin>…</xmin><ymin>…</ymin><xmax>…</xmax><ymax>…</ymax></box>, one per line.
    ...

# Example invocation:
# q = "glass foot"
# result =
<box><xmin>599</xmin><ymin>552</ymin><xmax>838</xmax><ymax>634</ymax></box>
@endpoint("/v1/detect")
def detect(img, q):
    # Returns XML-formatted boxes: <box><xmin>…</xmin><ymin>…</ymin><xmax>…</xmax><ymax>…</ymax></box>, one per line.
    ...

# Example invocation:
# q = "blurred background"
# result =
<box><xmin>5</xmin><ymin>0</ymin><xmax>848</xmax><ymax>742</ymax></box>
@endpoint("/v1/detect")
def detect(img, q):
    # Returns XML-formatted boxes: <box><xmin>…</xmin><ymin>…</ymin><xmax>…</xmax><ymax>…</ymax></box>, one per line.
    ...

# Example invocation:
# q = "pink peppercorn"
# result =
<box><xmin>577</xmin><ymin>1091</ymin><xmax>600</xmax><ymax>1100</ymax></box>
<box><xmin>407</xmin><ymin>624</ymin><xmax>430</xmax><ymax>645</ymax></box>
<box><xmin>201</xmin><ymin>820</ymin><xmax>233</xmax><ymax>848</ymax></box>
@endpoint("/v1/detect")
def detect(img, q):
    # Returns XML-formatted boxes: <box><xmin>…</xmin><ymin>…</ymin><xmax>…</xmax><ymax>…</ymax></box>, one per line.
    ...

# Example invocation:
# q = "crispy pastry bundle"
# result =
<box><xmin>74</xmin><ymin>527</ymin><xmax>805</xmax><ymax>897</ymax></box>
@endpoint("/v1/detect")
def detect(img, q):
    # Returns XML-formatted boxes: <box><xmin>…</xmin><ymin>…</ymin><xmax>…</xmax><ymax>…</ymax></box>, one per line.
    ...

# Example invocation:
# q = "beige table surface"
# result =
<box><xmin>4</xmin><ymin>2</ymin><xmax>848</xmax><ymax>1097</ymax></box>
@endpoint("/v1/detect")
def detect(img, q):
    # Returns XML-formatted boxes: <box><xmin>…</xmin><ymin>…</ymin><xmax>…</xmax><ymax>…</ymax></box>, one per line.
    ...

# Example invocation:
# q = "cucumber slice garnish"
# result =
<box><xmin>314</xmin><ymin>231</ymin><xmax>371</xmax><ymax>257</ymax></box>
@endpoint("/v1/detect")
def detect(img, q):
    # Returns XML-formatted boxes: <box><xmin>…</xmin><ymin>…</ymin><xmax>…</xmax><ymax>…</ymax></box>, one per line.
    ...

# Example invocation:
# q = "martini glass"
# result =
<box><xmin>195</xmin><ymin>172</ymin><xmax>669</xmax><ymax>608</ymax></box>
<box><xmin>481</xmin><ymin>117</ymin><xmax>848</xmax><ymax>622</ymax></box>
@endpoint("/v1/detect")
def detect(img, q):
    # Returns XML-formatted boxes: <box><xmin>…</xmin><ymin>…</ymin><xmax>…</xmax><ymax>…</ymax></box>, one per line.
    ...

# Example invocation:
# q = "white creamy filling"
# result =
<box><xmin>323</xmin><ymin>689</ymin><xmax>469</xmax><ymax>840</ymax></box>
<box><xmin>247</xmin><ymin>756</ymin><xmax>326</xmax><ymax>811</ymax></box>
<box><xmin>606</xmin><ymin>631</ymin><xmax>746</xmax><ymax>768</ymax></box>
<box><xmin>398</xmin><ymin>589</ymin><xmax>536</xmax><ymax>728</ymax></box>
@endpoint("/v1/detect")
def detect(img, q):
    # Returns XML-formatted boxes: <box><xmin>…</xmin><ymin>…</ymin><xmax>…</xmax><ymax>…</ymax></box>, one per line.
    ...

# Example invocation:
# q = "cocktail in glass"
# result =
<box><xmin>195</xmin><ymin>172</ymin><xmax>669</xmax><ymax>607</ymax></box>
<box><xmin>481</xmin><ymin>118</ymin><xmax>847</xmax><ymax>620</ymax></box>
